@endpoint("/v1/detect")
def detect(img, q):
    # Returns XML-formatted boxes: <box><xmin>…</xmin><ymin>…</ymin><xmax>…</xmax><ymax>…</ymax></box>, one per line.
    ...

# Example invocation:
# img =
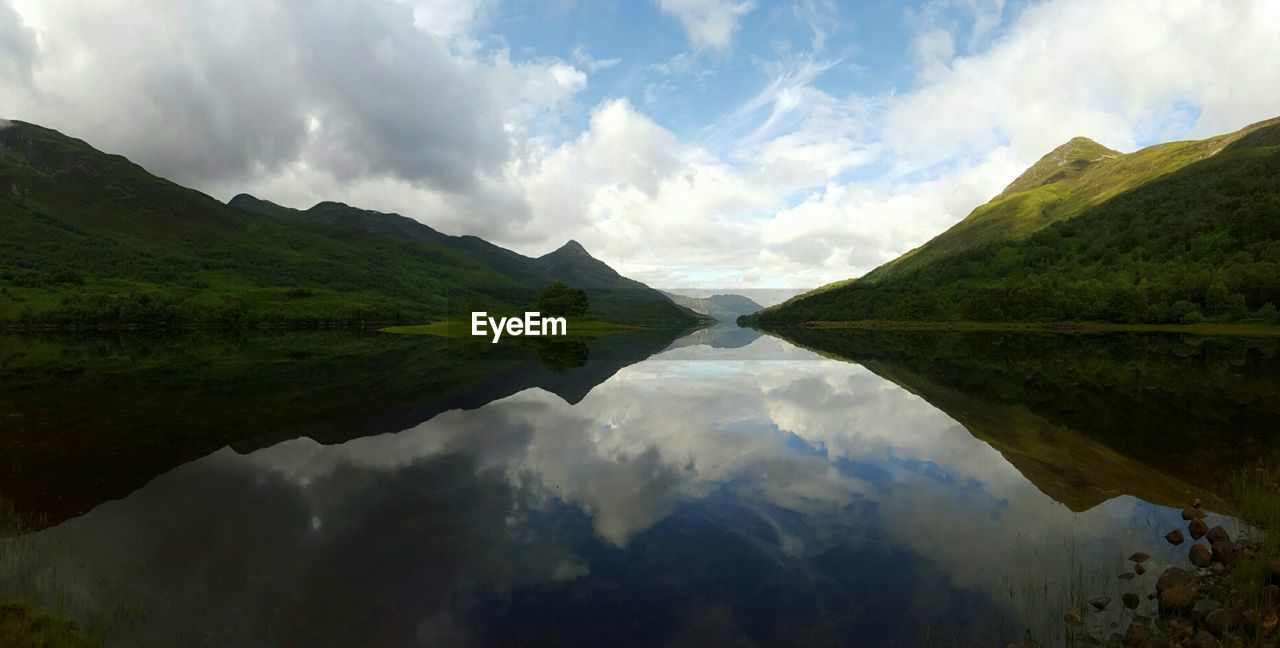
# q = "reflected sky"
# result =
<box><xmin>1</xmin><ymin>330</ymin><xmax>1241</xmax><ymax>647</ymax></box>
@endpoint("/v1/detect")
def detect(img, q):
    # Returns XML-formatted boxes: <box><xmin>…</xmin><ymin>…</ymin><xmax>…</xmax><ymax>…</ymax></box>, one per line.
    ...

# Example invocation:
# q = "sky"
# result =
<box><xmin>2</xmin><ymin>0</ymin><xmax>1279</xmax><ymax>290</ymax></box>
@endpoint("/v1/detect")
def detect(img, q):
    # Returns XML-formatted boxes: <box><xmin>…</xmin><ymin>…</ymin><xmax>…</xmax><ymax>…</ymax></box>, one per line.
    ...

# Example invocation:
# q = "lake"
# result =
<box><xmin>2</xmin><ymin>326</ymin><xmax>1278</xmax><ymax>646</ymax></box>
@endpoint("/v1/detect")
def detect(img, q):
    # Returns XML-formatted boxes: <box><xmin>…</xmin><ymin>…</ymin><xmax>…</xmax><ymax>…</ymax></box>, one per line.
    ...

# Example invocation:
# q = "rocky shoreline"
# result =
<box><xmin>1010</xmin><ymin>498</ymin><xmax>1280</xmax><ymax>647</ymax></box>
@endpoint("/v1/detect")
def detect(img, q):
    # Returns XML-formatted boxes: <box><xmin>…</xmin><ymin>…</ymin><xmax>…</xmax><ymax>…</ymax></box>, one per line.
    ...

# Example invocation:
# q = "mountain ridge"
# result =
<box><xmin>747</xmin><ymin>116</ymin><xmax>1280</xmax><ymax>326</ymax></box>
<box><xmin>0</xmin><ymin>120</ymin><xmax>702</xmax><ymax>328</ymax></box>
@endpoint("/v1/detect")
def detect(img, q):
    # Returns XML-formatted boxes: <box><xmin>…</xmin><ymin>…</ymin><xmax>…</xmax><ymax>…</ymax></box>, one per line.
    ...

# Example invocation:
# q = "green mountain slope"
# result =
<box><xmin>0</xmin><ymin>120</ymin><xmax>700</xmax><ymax>328</ymax></box>
<box><xmin>660</xmin><ymin>291</ymin><xmax>764</xmax><ymax>320</ymax></box>
<box><xmin>748</xmin><ymin>117</ymin><xmax>1280</xmax><ymax>326</ymax></box>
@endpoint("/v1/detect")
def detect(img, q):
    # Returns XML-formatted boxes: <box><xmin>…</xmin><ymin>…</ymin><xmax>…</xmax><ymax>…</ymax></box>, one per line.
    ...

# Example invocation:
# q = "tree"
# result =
<box><xmin>536</xmin><ymin>282</ymin><xmax>588</xmax><ymax>318</ymax></box>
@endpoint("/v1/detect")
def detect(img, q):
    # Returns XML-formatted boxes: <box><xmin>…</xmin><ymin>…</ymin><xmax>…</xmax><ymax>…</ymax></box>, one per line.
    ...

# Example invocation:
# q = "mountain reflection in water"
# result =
<box><xmin>2</xmin><ymin>327</ymin><xmax>1276</xmax><ymax>646</ymax></box>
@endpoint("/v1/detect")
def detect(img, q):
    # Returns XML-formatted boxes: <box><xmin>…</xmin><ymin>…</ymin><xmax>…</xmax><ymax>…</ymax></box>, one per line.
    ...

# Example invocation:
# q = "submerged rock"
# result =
<box><xmin>1189</xmin><ymin>544</ymin><xmax>1212</xmax><ymax>568</ymax></box>
<box><xmin>1133</xmin><ymin>563</ymin><xmax>1146</xmax><ymax>576</ymax></box>
<box><xmin>1065</xmin><ymin>610</ymin><xmax>1084</xmax><ymax>627</ymax></box>
<box><xmin>1089</xmin><ymin>596</ymin><xmax>1111</xmax><ymax>611</ymax></box>
<box><xmin>1165</xmin><ymin>529</ymin><xmax>1185</xmax><ymax>545</ymax></box>
<box><xmin>1188</xmin><ymin>518</ymin><xmax>1208</xmax><ymax>540</ymax></box>
<box><xmin>1268</xmin><ymin>560</ymin><xmax>1280</xmax><ymax>585</ymax></box>
<box><xmin>1128</xmin><ymin>552</ymin><xmax>1151</xmax><ymax>563</ymax></box>
<box><xmin>1121</xmin><ymin>592</ymin><xmax>1140</xmax><ymax>609</ymax></box>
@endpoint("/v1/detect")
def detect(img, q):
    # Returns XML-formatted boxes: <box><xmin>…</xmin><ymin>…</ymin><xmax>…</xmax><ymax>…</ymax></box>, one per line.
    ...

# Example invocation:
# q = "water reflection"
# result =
<box><xmin>2</xmin><ymin>328</ymin><xmax>1276</xmax><ymax>646</ymax></box>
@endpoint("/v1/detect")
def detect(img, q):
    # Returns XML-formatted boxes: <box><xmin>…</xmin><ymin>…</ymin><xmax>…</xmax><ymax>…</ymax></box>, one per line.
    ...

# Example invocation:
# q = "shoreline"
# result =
<box><xmin>780</xmin><ymin>320</ymin><xmax>1280</xmax><ymax>337</ymax></box>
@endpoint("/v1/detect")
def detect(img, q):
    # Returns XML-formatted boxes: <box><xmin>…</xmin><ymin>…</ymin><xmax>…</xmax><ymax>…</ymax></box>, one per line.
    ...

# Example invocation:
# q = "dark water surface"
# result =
<box><xmin>2</xmin><ymin>327</ymin><xmax>1279</xmax><ymax>646</ymax></box>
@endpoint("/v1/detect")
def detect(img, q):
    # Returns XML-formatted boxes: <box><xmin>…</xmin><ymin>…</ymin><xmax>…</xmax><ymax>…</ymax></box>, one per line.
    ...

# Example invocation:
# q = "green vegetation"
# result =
<box><xmin>0</xmin><ymin>600</ymin><xmax>98</xmax><ymax>648</ymax></box>
<box><xmin>748</xmin><ymin>117</ymin><xmax>1280</xmax><ymax>327</ymax></box>
<box><xmin>0</xmin><ymin>121</ymin><xmax>701</xmax><ymax>329</ymax></box>
<box><xmin>537</xmin><ymin>282</ymin><xmax>589</xmax><ymax>317</ymax></box>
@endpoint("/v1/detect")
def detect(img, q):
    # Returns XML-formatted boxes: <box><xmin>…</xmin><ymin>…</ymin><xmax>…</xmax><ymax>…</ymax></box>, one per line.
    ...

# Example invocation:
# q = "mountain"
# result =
<box><xmin>660</xmin><ymin>291</ymin><xmax>764</xmax><ymax>320</ymax></box>
<box><xmin>747</xmin><ymin>116</ymin><xmax>1280</xmax><ymax>326</ymax></box>
<box><xmin>0</xmin><ymin>120</ymin><xmax>701</xmax><ymax>328</ymax></box>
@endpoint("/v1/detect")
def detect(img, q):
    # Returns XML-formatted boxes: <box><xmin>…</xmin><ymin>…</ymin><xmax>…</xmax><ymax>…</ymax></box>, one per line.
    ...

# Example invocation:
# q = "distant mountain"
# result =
<box><xmin>0</xmin><ymin>120</ymin><xmax>702</xmax><ymax>328</ymax></box>
<box><xmin>660</xmin><ymin>291</ymin><xmax>763</xmax><ymax>321</ymax></box>
<box><xmin>747</xmin><ymin>116</ymin><xmax>1280</xmax><ymax>326</ymax></box>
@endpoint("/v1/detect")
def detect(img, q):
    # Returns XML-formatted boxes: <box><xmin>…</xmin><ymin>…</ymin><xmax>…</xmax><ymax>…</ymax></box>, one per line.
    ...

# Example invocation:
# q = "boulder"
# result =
<box><xmin>1181</xmin><ymin>507</ymin><xmax>1207</xmax><ymax>521</ymax></box>
<box><xmin>1205</xmin><ymin>525</ymin><xmax>1230</xmax><ymax>545</ymax></box>
<box><xmin>1191</xmin><ymin>598</ymin><xmax>1221</xmax><ymax>622</ymax></box>
<box><xmin>1189</xmin><ymin>630</ymin><xmax>1220</xmax><ymax>648</ymax></box>
<box><xmin>1158</xmin><ymin>583</ymin><xmax>1200</xmax><ymax>614</ymax></box>
<box><xmin>1122</xmin><ymin>623</ymin><xmax>1150</xmax><ymax>647</ymax></box>
<box><xmin>1188</xmin><ymin>518</ymin><xmax>1208</xmax><ymax>540</ymax></box>
<box><xmin>1204</xmin><ymin>606</ymin><xmax>1242</xmax><ymax>635</ymax></box>
<box><xmin>1189</xmin><ymin>544</ymin><xmax>1212</xmax><ymax>568</ymax></box>
<box><xmin>1157</xmin><ymin>568</ymin><xmax>1193</xmax><ymax>594</ymax></box>
<box><xmin>1210</xmin><ymin>539</ymin><xmax>1235</xmax><ymax>565</ymax></box>
<box><xmin>1165</xmin><ymin>529</ymin><xmax>1185</xmax><ymax>545</ymax></box>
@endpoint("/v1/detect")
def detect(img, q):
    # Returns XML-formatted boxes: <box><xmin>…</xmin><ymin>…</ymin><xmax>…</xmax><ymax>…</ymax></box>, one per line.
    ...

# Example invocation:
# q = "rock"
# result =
<box><xmin>1205</xmin><ymin>525</ymin><xmax>1230</xmax><ymax>545</ymax></box>
<box><xmin>1065</xmin><ymin>610</ymin><xmax>1084</xmax><ymax>626</ymax></box>
<box><xmin>1204</xmin><ymin>606</ymin><xmax>1242</xmax><ymax>635</ymax></box>
<box><xmin>1118</xmin><ymin>572</ymin><xmax>1136</xmax><ymax>581</ymax></box>
<box><xmin>1158</xmin><ymin>583</ymin><xmax>1200</xmax><ymax>614</ymax></box>
<box><xmin>1188</xmin><ymin>518</ymin><xmax>1208</xmax><ymax>540</ymax></box>
<box><xmin>1210</xmin><ymin>539</ymin><xmax>1235</xmax><ymax>565</ymax></box>
<box><xmin>1165</xmin><ymin>529</ymin><xmax>1185</xmax><ymax>545</ymax></box>
<box><xmin>1121</xmin><ymin>592</ymin><xmax>1140</xmax><ymax>609</ymax></box>
<box><xmin>1261</xmin><ymin>608</ymin><xmax>1278</xmax><ymax>635</ymax></box>
<box><xmin>1190</xmin><ymin>630</ymin><xmax>1220</xmax><ymax>648</ymax></box>
<box><xmin>1090</xmin><ymin>596</ymin><xmax>1111</xmax><ymax>611</ymax></box>
<box><xmin>1192</xmin><ymin>497</ymin><xmax>1203</xmax><ymax>509</ymax></box>
<box><xmin>1157</xmin><ymin>568</ymin><xmax>1193</xmax><ymax>594</ymax></box>
<box><xmin>1189</xmin><ymin>544</ymin><xmax>1212</xmax><ymax>568</ymax></box>
<box><xmin>1191</xmin><ymin>598</ymin><xmax>1221</xmax><ymax>622</ymax></box>
<box><xmin>1210</xmin><ymin>562</ymin><xmax>1225</xmax><ymax>574</ymax></box>
<box><xmin>1122</xmin><ymin>623</ymin><xmax>1150</xmax><ymax>647</ymax></box>
<box><xmin>1181</xmin><ymin>507</ymin><xmax>1207</xmax><ymax>521</ymax></box>
<box><xmin>1128</xmin><ymin>552</ymin><xmax>1151</xmax><ymax>563</ymax></box>
<box><xmin>1264</xmin><ymin>583</ymin><xmax>1279</xmax><ymax>604</ymax></box>
<box><xmin>1268</xmin><ymin>560</ymin><xmax>1280</xmax><ymax>585</ymax></box>
<box><xmin>1133</xmin><ymin>563</ymin><xmax>1146</xmax><ymax>576</ymax></box>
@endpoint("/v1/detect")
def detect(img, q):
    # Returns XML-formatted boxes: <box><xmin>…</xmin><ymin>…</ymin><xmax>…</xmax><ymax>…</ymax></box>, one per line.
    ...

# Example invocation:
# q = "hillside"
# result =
<box><xmin>747</xmin><ymin>117</ymin><xmax>1280</xmax><ymax>326</ymax></box>
<box><xmin>0</xmin><ymin>120</ymin><xmax>701</xmax><ymax>328</ymax></box>
<box><xmin>659</xmin><ymin>291</ymin><xmax>764</xmax><ymax>320</ymax></box>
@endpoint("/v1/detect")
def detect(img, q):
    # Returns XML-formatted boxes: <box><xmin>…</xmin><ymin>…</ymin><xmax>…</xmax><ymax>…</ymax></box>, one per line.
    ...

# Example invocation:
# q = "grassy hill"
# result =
<box><xmin>0</xmin><ymin>120</ymin><xmax>701</xmax><ymax>329</ymax></box>
<box><xmin>747</xmin><ymin>116</ymin><xmax>1280</xmax><ymax>326</ymax></box>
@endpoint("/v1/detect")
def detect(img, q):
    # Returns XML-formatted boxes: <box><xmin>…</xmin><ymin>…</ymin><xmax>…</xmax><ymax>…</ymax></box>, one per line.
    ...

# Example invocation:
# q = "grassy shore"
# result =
<box><xmin>798</xmin><ymin>320</ymin><xmax>1280</xmax><ymax>337</ymax></box>
<box><xmin>380</xmin><ymin>318</ymin><xmax>638</xmax><ymax>339</ymax></box>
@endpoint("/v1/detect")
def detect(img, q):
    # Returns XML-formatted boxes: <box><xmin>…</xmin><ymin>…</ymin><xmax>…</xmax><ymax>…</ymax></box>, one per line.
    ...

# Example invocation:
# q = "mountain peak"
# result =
<box><xmin>549</xmin><ymin>239</ymin><xmax>590</xmax><ymax>257</ymax></box>
<box><xmin>999</xmin><ymin>136</ymin><xmax>1120</xmax><ymax>197</ymax></box>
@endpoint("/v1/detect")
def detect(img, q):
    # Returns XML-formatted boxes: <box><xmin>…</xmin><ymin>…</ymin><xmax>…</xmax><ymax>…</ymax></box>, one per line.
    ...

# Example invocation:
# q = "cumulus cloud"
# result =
<box><xmin>4</xmin><ymin>0</ymin><xmax>1280</xmax><ymax>289</ymax></box>
<box><xmin>656</xmin><ymin>0</ymin><xmax>755</xmax><ymax>51</ymax></box>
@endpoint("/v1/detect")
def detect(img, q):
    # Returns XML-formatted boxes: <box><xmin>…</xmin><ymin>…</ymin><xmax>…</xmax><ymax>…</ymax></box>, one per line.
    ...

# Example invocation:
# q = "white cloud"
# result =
<box><xmin>4</xmin><ymin>0</ymin><xmax>1280</xmax><ymax>291</ymax></box>
<box><xmin>656</xmin><ymin>0</ymin><xmax>756</xmax><ymax>51</ymax></box>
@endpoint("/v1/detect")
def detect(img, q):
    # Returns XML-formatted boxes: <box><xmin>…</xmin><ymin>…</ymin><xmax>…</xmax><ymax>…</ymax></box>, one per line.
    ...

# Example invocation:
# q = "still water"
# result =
<box><xmin>2</xmin><ymin>326</ymin><xmax>1278</xmax><ymax>646</ymax></box>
